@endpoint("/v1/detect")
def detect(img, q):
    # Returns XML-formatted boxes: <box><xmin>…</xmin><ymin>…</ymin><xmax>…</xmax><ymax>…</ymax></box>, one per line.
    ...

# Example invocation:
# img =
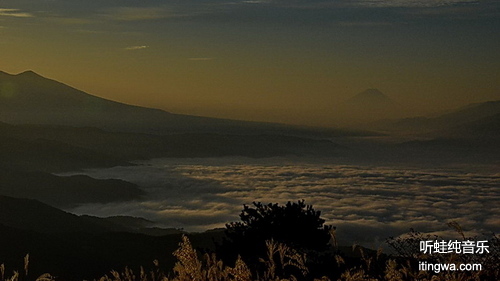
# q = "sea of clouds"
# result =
<box><xmin>64</xmin><ymin>157</ymin><xmax>499</xmax><ymax>247</ymax></box>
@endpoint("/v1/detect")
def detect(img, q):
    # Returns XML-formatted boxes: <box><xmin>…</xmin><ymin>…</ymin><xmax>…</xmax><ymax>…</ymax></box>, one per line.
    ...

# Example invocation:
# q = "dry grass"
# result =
<box><xmin>165</xmin><ymin>235</ymin><xmax>306</xmax><ymax>281</ymax></box>
<box><xmin>1</xmin><ymin>231</ymin><xmax>498</xmax><ymax>281</ymax></box>
<box><xmin>86</xmin><ymin>233</ymin><xmax>500</xmax><ymax>281</ymax></box>
<box><xmin>0</xmin><ymin>254</ymin><xmax>55</xmax><ymax>281</ymax></box>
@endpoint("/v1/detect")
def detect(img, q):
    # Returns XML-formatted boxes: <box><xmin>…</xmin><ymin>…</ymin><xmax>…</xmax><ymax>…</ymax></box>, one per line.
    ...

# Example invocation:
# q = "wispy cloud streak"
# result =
<box><xmin>125</xmin><ymin>45</ymin><xmax>149</xmax><ymax>50</ymax></box>
<box><xmin>349</xmin><ymin>0</ymin><xmax>479</xmax><ymax>8</ymax></box>
<box><xmin>103</xmin><ymin>6</ymin><xmax>175</xmax><ymax>21</ymax></box>
<box><xmin>0</xmin><ymin>8</ymin><xmax>33</xmax><ymax>18</ymax></box>
<box><xmin>188</xmin><ymin>58</ymin><xmax>214</xmax><ymax>61</ymax></box>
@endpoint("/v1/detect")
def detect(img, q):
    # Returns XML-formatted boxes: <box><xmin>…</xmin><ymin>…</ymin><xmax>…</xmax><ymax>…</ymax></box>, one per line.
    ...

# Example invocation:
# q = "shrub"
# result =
<box><xmin>218</xmin><ymin>200</ymin><xmax>334</xmax><ymax>277</ymax></box>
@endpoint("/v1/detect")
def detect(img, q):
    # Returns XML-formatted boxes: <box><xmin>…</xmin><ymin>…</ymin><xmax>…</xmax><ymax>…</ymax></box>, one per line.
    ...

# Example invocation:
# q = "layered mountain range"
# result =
<box><xmin>371</xmin><ymin>100</ymin><xmax>500</xmax><ymax>138</ymax></box>
<box><xmin>0</xmin><ymin>69</ymin><xmax>498</xmax><ymax>279</ymax></box>
<box><xmin>0</xmin><ymin>70</ymin><xmax>362</xmax><ymax>137</ymax></box>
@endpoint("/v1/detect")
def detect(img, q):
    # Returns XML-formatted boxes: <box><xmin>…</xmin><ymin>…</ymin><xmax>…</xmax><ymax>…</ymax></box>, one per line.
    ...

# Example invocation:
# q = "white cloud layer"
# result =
<box><xmin>64</xmin><ymin>157</ymin><xmax>499</xmax><ymax>247</ymax></box>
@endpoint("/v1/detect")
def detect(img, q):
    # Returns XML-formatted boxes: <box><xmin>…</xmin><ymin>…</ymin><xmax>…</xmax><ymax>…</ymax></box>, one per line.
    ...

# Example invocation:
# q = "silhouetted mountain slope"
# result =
<box><xmin>153</xmin><ymin>133</ymin><xmax>342</xmax><ymax>157</ymax></box>
<box><xmin>0</xmin><ymin>122</ymin><xmax>342</xmax><ymax>173</ymax></box>
<box><xmin>0</xmin><ymin>196</ymin><xmax>224</xmax><ymax>281</ymax></box>
<box><xmin>0</xmin><ymin>134</ymin><xmax>129</xmax><ymax>172</ymax></box>
<box><xmin>437</xmin><ymin>112</ymin><xmax>500</xmax><ymax>139</ymax></box>
<box><xmin>0</xmin><ymin>195</ymin><xmax>124</xmax><ymax>233</ymax></box>
<box><xmin>0</xmin><ymin>222</ymin><xmax>225</xmax><ymax>281</ymax></box>
<box><xmin>0</xmin><ymin>70</ymin><xmax>207</xmax><ymax>133</ymax></box>
<box><xmin>394</xmin><ymin>138</ymin><xmax>499</xmax><ymax>166</ymax></box>
<box><xmin>0</xmin><ymin>122</ymin><xmax>159</xmax><ymax>165</ymax></box>
<box><xmin>0</xmin><ymin>70</ymin><xmax>368</xmax><ymax>136</ymax></box>
<box><xmin>0</xmin><ymin>169</ymin><xmax>144</xmax><ymax>208</ymax></box>
<box><xmin>348</xmin><ymin>100</ymin><xmax>500</xmax><ymax>166</ymax></box>
<box><xmin>81</xmin><ymin>215</ymin><xmax>185</xmax><ymax>236</ymax></box>
<box><xmin>101</xmin><ymin>216</ymin><xmax>155</xmax><ymax>229</ymax></box>
<box><xmin>0</xmin><ymin>195</ymin><xmax>189</xmax><ymax>236</ymax></box>
<box><xmin>372</xmin><ymin>100</ymin><xmax>500</xmax><ymax>134</ymax></box>
<box><xmin>440</xmin><ymin>100</ymin><xmax>500</xmax><ymax>123</ymax></box>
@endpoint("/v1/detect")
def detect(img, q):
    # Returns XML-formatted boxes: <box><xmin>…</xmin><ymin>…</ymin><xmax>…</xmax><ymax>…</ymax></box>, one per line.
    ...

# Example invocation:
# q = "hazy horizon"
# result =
<box><xmin>1</xmin><ymin>68</ymin><xmax>498</xmax><ymax>129</ymax></box>
<box><xmin>1</xmin><ymin>0</ymin><xmax>499</xmax><ymax>127</ymax></box>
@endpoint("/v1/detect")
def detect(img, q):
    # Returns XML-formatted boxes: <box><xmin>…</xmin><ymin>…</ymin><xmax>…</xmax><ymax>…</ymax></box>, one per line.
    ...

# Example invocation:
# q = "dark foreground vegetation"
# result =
<box><xmin>1</xmin><ymin>201</ymin><xmax>498</xmax><ymax>281</ymax></box>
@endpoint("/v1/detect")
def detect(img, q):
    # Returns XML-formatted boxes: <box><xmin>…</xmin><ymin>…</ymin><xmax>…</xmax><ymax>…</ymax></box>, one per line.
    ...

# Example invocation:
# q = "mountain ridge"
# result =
<box><xmin>0</xmin><ymin>195</ymin><xmax>122</xmax><ymax>234</ymax></box>
<box><xmin>0</xmin><ymin>70</ymin><xmax>369</xmax><ymax>136</ymax></box>
<box><xmin>346</xmin><ymin>88</ymin><xmax>394</xmax><ymax>105</ymax></box>
<box><xmin>369</xmin><ymin>100</ymin><xmax>500</xmax><ymax>135</ymax></box>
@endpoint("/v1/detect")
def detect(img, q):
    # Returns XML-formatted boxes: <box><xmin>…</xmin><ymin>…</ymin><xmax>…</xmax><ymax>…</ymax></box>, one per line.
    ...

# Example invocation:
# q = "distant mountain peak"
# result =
<box><xmin>349</xmin><ymin>88</ymin><xmax>393</xmax><ymax>104</ymax></box>
<box><xmin>334</xmin><ymin>89</ymin><xmax>399</xmax><ymax>124</ymax></box>
<box><xmin>17</xmin><ymin>70</ymin><xmax>44</xmax><ymax>78</ymax></box>
<box><xmin>360</xmin><ymin>88</ymin><xmax>384</xmax><ymax>95</ymax></box>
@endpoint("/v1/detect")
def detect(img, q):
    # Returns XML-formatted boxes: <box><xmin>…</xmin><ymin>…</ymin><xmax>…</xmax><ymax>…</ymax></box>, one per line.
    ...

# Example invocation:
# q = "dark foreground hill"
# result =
<box><xmin>0</xmin><ymin>195</ymin><xmax>144</xmax><ymax>234</ymax></box>
<box><xmin>0</xmin><ymin>169</ymin><xmax>144</xmax><ymax>208</ymax></box>
<box><xmin>0</xmin><ymin>196</ymin><xmax>224</xmax><ymax>281</ymax></box>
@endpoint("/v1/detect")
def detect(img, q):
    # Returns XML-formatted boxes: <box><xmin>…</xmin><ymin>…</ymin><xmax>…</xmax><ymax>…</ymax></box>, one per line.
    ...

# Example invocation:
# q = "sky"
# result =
<box><xmin>1</xmin><ymin>0</ymin><xmax>499</xmax><ymax>127</ymax></box>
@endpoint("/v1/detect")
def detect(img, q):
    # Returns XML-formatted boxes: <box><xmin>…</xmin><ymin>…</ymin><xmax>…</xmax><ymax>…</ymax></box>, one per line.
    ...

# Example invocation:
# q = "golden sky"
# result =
<box><xmin>1</xmin><ymin>0</ymin><xmax>499</xmax><ymax>127</ymax></box>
